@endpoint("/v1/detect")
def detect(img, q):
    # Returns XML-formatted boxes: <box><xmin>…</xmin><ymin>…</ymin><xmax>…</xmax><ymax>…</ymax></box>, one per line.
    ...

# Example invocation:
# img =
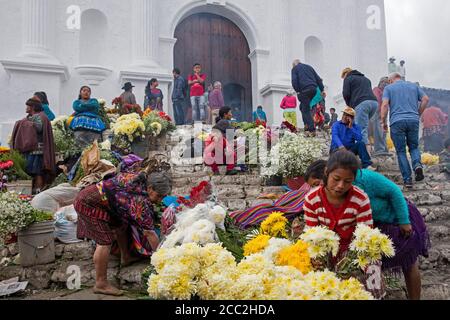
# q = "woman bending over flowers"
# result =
<box><xmin>74</xmin><ymin>171</ymin><xmax>172</xmax><ymax>296</ymax></box>
<box><xmin>303</xmin><ymin>150</ymin><xmax>373</xmax><ymax>256</ymax></box>
<box><xmin>353</xmin><ymin>169</ymin><xmax>430</xmax><ymax>300</ymax></box>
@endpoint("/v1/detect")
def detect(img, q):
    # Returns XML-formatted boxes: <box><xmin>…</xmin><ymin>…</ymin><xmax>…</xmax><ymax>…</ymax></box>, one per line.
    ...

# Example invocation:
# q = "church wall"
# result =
<box><xmin>0</xmin><ymin>0</ymin><xmax>388</xmax><ymax>143</ymax></box>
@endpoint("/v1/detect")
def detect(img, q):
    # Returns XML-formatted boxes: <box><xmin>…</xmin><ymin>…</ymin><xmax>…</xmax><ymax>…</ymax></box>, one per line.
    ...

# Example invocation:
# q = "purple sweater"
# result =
<box><xmin>208</xmin><ymin>89</ymin><xmax>225</xmax><ymax>110</ymax></box>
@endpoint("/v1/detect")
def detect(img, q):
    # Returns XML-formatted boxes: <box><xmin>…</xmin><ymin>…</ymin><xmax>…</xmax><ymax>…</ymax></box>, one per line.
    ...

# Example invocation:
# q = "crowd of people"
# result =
<box><xmin>3</xmin><ymin>52</ymin><xmax>449</xmax><ymax>300</ymax></box>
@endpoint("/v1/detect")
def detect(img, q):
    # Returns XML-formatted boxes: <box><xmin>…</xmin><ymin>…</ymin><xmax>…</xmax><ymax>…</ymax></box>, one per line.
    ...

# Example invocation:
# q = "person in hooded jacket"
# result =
<box><xmin>341</xmin><ymin>68</ymin><xmax>378</xmax><ymax>149</ymax></box>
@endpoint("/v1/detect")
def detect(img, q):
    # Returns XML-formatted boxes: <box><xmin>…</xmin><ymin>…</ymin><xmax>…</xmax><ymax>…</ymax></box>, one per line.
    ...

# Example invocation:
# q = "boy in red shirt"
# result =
<box><xmin>188</xmin><ymin>63</ymin><xmax>207</xmax><ymax>123</ymax></box>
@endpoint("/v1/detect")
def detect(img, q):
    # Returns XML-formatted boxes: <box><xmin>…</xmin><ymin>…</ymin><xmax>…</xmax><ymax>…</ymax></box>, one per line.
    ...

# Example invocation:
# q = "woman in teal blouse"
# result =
<box><xmin>354</xmin><ymin>169</ymin><xmax>430</xmax><ymax>300</ymax></box>
<box><xmin>69</xmin><ymin>86</ymin><xmax>106</xmax><ymax>147</ymax></box>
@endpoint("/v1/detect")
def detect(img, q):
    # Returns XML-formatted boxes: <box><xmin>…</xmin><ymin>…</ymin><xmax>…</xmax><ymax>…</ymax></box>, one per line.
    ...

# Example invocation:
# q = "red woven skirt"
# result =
<box><xmin>74</xmin><ymin>184</ymin><xmax>119</xmax><ymax>246</ymax></box>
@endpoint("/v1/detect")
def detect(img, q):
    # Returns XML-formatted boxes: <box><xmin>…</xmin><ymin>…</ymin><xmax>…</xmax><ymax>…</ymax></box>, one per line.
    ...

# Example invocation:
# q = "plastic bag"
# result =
<box><xmin>31</xmin><ymin>183</ymin><xmax>80</xmax><ymax>213</ymax></box>
<box><xmin>54</xmin><ymin>205</ymin><xmax>81</xmax><ymax>244</ymax></box>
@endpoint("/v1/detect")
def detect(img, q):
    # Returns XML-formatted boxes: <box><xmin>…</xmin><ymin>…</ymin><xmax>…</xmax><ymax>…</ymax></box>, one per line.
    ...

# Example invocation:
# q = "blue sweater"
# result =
<box><xmin>353</xmin><ymin>169</ymin><xmax>410</xmax><ymax>225</ymax></box>
<box><xmin>331</xmin><ymin>121</ymin><xmax>363</xmax><ymax>151</ymax></box>
<box><xmin>291</xmin><ymin>63</ymin><xmax>324</xmax><ymax>93</ymax></box>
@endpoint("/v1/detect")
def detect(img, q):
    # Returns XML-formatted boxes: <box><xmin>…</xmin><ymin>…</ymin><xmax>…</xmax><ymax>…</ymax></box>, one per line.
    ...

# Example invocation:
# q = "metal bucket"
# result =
<box><xmin>18</xmin><ymin>221</ymin><xmax>55</xmax><ymax>267</ymax></box>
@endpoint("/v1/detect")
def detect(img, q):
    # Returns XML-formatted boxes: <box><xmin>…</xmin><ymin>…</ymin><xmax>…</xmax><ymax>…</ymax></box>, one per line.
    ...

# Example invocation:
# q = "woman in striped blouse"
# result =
<box><xmin>304</xmin><ymin>150</ymin><xmax>373</xmax><ymax>255</ymax></box>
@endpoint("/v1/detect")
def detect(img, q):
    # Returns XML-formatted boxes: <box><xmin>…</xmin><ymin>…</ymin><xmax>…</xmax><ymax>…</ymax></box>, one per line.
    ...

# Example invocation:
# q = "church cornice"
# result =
<box><xmin>0</xmin><ymin>59</ymin><xmax>70</xmax><ymax>81</ymax></box>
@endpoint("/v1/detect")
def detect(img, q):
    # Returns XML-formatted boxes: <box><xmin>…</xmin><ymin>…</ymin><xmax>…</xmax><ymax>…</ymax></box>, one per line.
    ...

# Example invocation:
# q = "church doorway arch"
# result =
<box><xmin>174</xmin><ymin>13</ymin><xmax>253</xmax><ymax>122</ymax></box>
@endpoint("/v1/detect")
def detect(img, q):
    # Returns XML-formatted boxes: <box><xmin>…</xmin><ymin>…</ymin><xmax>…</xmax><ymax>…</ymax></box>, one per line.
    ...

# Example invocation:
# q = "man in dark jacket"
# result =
<box><xmin>341</xmin><ymin>68</ymin><xmax>378</xmax><ymax>148</ymax></box>
<box><xmin>172</xmin><ymin>68</ymin><xmax>187</xmax><ymax>125</ymax></box>
<box><xmin>291</xmin><ymin>59</ymin><xmax>326</xmax><ymax>136</ymax></box>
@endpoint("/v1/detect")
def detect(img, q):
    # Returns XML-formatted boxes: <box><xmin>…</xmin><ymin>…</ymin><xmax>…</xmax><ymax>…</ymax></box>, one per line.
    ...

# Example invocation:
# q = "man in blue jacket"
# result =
<box><xmin>172</xmin><ymin>68</ymin><xmax>187</xmax><ymax>125</ymax></box>
<box><xmin>291</xmin><ymin>59</ymin><xmax>326</xmax><ymax>136</ymax></box>
<box><xmin>331</xmin><ymin>107</ymin><xmax>373</xmax><ymax>169</ymax></box>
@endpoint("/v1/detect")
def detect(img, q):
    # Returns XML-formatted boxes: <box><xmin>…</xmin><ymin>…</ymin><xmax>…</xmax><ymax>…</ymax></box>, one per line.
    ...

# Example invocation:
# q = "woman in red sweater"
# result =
<box><xmin>304</xmin><ymin>150</ymin><xmax>373</xmax><ymax>255</ymax></box>
<box><xmin>280</xmin><ymin>90</ymin><xmax>298</xmax><ymax>127</ymax></box>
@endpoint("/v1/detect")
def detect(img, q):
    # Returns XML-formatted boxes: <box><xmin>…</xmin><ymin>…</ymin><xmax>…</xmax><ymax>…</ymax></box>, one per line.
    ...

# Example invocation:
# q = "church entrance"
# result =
<box><xmin>174</xmin><ymin>13</ymin><xmax>253</xmax><ymax>122</ymax></box>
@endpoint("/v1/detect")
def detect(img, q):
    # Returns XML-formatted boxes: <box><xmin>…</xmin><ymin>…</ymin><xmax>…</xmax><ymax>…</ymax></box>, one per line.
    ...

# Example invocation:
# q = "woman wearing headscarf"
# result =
<box><xmin>372</xmin><ymin>77</ymin><xmax>390</xmax><ymax>156</ymax></box>
<box><xmin>69</xmin><ymin>86</ymin><xmax>106</xmax><ymax>148</ymax></box>
<box><xmin>33</xmin><ymin>92</ymin><xmax>55</xmax><ymax>121</ymax></box>
<box><xmin>74</xmin><ymin>171</ymin><xmax>172</xmax><ymax>296</ymax></box>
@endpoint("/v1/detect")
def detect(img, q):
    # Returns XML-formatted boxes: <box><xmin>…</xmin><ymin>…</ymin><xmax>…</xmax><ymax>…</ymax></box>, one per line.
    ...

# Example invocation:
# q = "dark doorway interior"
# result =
<box><xmin>174</xmin><ymin>13</ymin><xmax>253</xmax><ymax>122</ymax></box>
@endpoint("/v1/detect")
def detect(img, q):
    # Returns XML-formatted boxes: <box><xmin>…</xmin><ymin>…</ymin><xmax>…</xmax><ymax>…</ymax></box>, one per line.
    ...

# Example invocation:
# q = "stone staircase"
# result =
<box><xmin>0</xmin><ymin>126</ymin><xmax>448</xmax><ymax>300</ymax></box>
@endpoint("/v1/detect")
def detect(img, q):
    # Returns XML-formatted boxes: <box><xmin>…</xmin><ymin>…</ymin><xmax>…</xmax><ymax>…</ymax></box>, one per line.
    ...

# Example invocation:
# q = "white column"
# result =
<box><xmin>20</xmin><ymin>0</ymin><xmax>56</xmax><ymax>61</ymax></box>
<box><xmin>340</xmin><ymin>0</ymin><xmax>359</xmax><ymax>68</ymax></box>
<box><xmin>271</xmin><ymin>0</ymin><xmax>290</xmax><ymax>83</ymax></box>
<box><xmin>132</xmin><ymin>0</ymin><xmax>161</xmax><ymax>69</ymax></box>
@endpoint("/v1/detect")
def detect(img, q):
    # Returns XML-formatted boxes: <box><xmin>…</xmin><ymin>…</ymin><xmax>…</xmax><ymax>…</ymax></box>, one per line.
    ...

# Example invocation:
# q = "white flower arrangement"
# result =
<box><xmin>300</xmin><ymin>226</ymin><xmax>340</xmax><ymax>259</ymax></box>
<box><xmin>160</xmin><ymin>203</ymin><xmax>227</xmax><ymax>249</ymax></box>
<box><xmin>0</xmin><ymin>192</ymin><xmax>41</xmax><ymax>245</ymax></box>
<box><xmin>261</xmin><ymin>132</ymin><xmax>323</xmax><ymax>178</ymax></box>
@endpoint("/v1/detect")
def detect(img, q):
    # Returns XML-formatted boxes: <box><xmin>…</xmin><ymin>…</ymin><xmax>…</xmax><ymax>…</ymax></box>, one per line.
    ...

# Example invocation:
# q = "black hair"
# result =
<box><xmin>173</xmin><ymin>68</ymin><xmax>181</xmax><ymax>75</ymax></box>
<box><xmin>26</xmin><ymin>98</ymin><xmax>43</xmax><ymax>113</ymax></box>
<box><xmin>193</xmin><ymin>63</ymin><xmax>201</xmax><ymax>68</ymax></box>
<box><xmin>150</xmin><ymin>78</ymin><xmax>158</xmax><ymax>86</ymax></box>
<box><xmin>34</xmin><ymin>92</ymin><xmax>49</xmax><ymax>105</ymax></box>
<box><xmin>323</xmin><ymin>150</ymin><xmax>360</xmax><ymax>185</ymax></box>
<box><xmin>330</xmin><ymin>108</ymin><xmax>336</xmax><ymax>112</ymax></box>
<box><xmin>305</xmin><ymin>160</ymin><xmax>327</xmax><ymax>182</ymax></box>
<box><xmin>257</xmin><ymin>105</ymin><xmax>263</xmax><ymax>109</ymax></box>
<box><xmin>445</xmin><ymin>139</ymin><xmax>450</xmax><ymax>149</ymax></box>
<box><xmin>78</xmin><ymin>86</ymin><xmax>91</xmax><ymax>100</ymax></box>
<box><xmin>215</xmin><ymin>106</ymin><xmax>232</xmax><ymax>123</ymax></box>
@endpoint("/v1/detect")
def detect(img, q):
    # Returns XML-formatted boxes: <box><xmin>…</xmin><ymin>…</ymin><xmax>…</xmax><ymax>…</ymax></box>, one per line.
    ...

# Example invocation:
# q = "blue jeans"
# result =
<box><xmin>355</xmin><ymin>100</ymin><xmax>378</xmax><ymax>145</ymax></box>
<box><xmin>191</xmin><ymin>96</ymin><xmax>206</xmax><ymax>122</ymax></box>
<box><xmin>371</xmin><ymin>108</ymin><xmax>389</xmax><ymax>154</ymax></box>
<box><xmin>330</xmin><ymin>141</ymin><xmax>372</xmax><ymax>169</ymax></box>
<box><xmin>297</xmin><ymin>87</ymin><xmax>317</xmax><ymax>132</ymax></box>
<box><xmin>390</xmin><ymin>120</ymin><xmax>423</xmax><ymax>183</ymax></box>
<box><xmin>349</xmin><ymin>141</ymin><xmax>373</xmax><ymax>169</ymax></box>
<box><xmin>173</xmin><ymin>100</ymin><xmax>185</xmax><ymax>125</ymax></box>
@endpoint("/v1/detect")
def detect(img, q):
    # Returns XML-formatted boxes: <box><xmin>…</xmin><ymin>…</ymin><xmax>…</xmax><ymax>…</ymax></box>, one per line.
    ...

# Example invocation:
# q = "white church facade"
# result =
<box><xmin>0</xmin><ymin>0</ymin><xmax>388</xmax><ymax>143</ymax></box>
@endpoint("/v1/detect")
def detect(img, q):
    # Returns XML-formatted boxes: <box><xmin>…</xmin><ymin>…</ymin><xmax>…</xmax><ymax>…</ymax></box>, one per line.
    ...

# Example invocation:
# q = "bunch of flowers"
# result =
<box><xmin>260</xmin><ymin>212</ymin><xmax>288</xmax><ymax>238</ymax></box>
<box><xmin>52</xmin><ymin>116</ymin><xmax>82</xmax><ymax>160</ymax></box>
<box><xmin>348</xmin><ymin>225</ymin><xmax>395</xmax><ymax>270</ymax></box>
<box><xmin>422</xmin><ymin>153</ymin><xmax>440</xmax><ymax>166</ymax></box>
<box><xmin>300</xmin><ymin>226</ymin><xmax>340</xmax><ymax>259</ymax></box>
<box><xmin>0</xmin><ymin>150</ymin><xmax>31</xmax><ymax>181</ymax></box>
<box><xmin>176</xmin><ymin>181</ymin><xmax>213</xmax><ymax>209</ymax></box>
<box><xmin>160</xmin><ymin>203</ymin><xmax>227</xmax><ymax>249</ymax></box>
<box><xmin>243</xmin><ymin>234</ymin><xmax>271</xmax><ymax>256</ymax></box>
<box><xmin>275</xmin><ymin>240</ymin><xmax>312</xmax><ymax>274</ymax></box>
<box><xmin>147</xmin><ymin>243</ymin><xmax>373</xmax><ymax>300</ymax></box>
<box><xmin>262</xmin><ymin>131</ymin><xmax>323</xmax><ymax>178</ymax></box>
<box><xmin>0</xmin><ymin>160</ymin><xmax>13</xmax><ymax>171</ymax></box>
<box><xmin>0</xmin><ymin>192</ymin><xmax>52</xmax><ymax>245</ymax></box>
<box><xmin>111</xmin><ymin>97</ymin><xmax>143</xmax><ymax>117</ymax></box>
<box><xmin>143</xmin><ymin>110</ymin><xmax>176</xmax><ymax>137</ymax></box>
<box><xmin>0</xmin><ymin>146</ymin><xmax>10</xmax><ymax>153</ymax></box>
<box><xmin>111</xmin><ymin>113</ymin><xmax>145</xmax><ymax>143</ymax></box>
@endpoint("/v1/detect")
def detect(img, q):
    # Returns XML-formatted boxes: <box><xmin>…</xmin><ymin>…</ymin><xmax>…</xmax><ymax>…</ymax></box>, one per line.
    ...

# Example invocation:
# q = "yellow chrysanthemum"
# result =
<box><xmin>243</xmin><ymin>235</ymin><xmax>271</xmax><ymax>256</ymax></box>
<box><xmin>260</xmin><ymin>212</ymin><xmax>288</xmax><ymax>238</ymax></box>
<box><xmin>275</xmin><ymin>240</ymin><xmax>312</xmax><ymax>274</ymax></box>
